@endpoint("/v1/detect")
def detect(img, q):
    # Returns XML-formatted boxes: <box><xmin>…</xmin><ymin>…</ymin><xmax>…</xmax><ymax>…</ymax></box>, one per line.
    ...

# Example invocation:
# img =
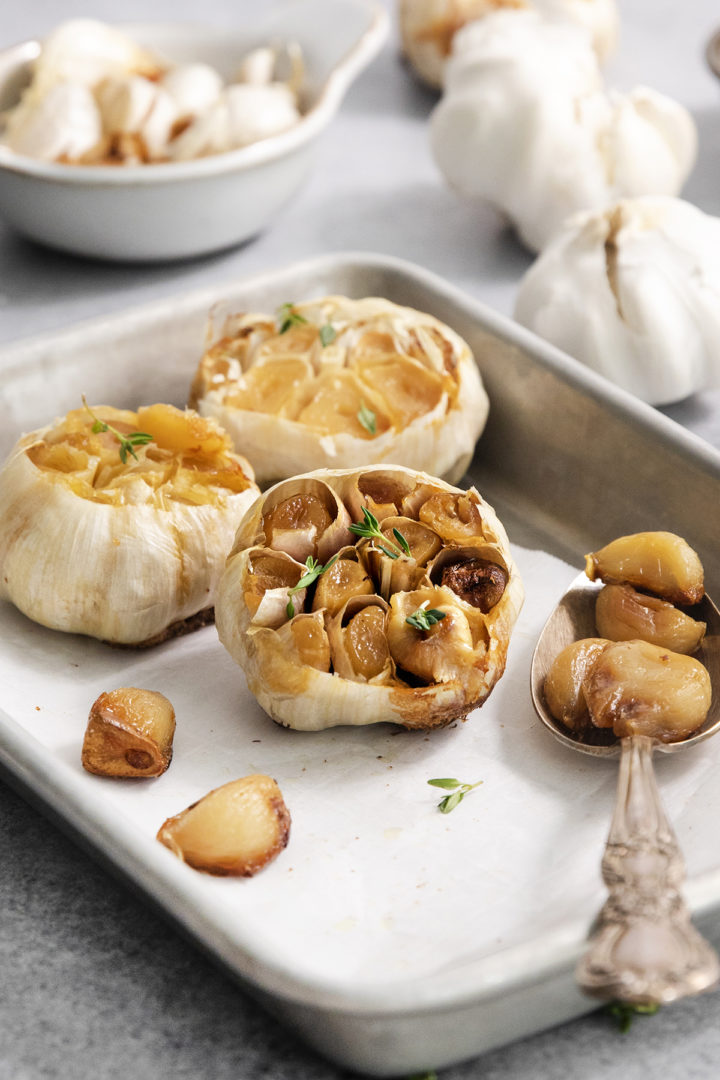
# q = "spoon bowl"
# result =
<box><xmin>531</xmin><ymin>569</ymin><xmax>720</xmax><ymax>1004</ymax></box>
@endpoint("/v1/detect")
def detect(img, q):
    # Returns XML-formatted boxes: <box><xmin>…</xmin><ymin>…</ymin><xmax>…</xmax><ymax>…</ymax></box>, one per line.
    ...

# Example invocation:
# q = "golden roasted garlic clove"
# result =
<box><xmin>583</xmin><ymin>639</ymin><xmax>712</xmax><ymax>741</ymax></box>
<box><xmin>387</xmin><ymin>586</ymin><xmax>474</xmax><ymax>684</ymax></box>
<box><xmin>327</xmin><ymin>596</ymin><xmax>393</xmax><ymax>683</ymax></box>
<box><xmin>157</xmin><ymin>774</ymin><xmax>291</xmax><ymax>876</ymax></box>
<box><xmin>430</xmin><ymin>547</ymin><xmax>509</xmax><ymax>613</ymax></box>
<box><xmin>543</xmin><ymin>638</ymin><xmax>611</xmax><ymax>731</ymax></box>
<box><xmin>82</xmin><ymin>687</ymin><xmax>175</xmax><ymax>777</ymax></box>
<box><xmin>596</xmin><ymin>583</ymin><xmax>706</xmax><ymax>654</ymax></box>
<box><xmin>311</xmin><ymin>553</ymin><xmax>373</xmax><ymax>616</ymax></box>
<box><xmin>252</xmin><ymin>476</ymin><xmax>352</xmax><ymax>564</ymax></box>
<box><xmin>585</xmin><ymin>531</ymin><xmax>704</xmax><ymax>605</ymax></box>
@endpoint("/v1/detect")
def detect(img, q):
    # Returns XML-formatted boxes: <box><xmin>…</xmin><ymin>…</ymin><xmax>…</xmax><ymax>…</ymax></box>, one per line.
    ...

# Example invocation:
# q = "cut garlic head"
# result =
<box><xmin>399</xmin><ymin>0</ymin><xmax>619</xmax><ymax>88</ymax></box>
<box><xmin>157</xmin><ymin>774</ymin><xmax>291</xmax><ymax>876</ymax></box>
<box><xmin>216</xmin><ymin>465</ymin><xmax>523</xmax><ymax>731</ymax></box>
<box><xmin>190</xmin><ymin>295</ymin><xmax>488</xmax><ymax>487</ymax></box>
<box><xmin>0</xmin><ymin>403</ymin><xmax>259</xmax><ymax>645</ymax></box>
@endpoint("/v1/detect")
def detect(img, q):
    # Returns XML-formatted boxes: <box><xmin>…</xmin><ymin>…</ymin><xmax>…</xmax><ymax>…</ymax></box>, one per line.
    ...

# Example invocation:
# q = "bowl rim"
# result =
<box><xmin>0</xmin><ymin>1</ymin><xmax>389</xmax><ymax>186</ymax></box>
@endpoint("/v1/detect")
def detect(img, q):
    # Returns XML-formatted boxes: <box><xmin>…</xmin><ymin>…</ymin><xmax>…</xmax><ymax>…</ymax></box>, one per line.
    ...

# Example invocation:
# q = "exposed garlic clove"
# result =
<box><xmin>236</xmin><ymin>46</ymin><xmax>277</xmax><ymax>86</ymax></box>
<box><xmin>596</xmin><ymin>584</ymin><xmax>706</xmax><ymax>654</ymax></box>
<box><xmin>157</xmin><ymin>774</ymin><xmax>291</xmax><ymax>876</ymax></box>
<box><xmin>430</xmin><ymin>546</ymin><xmax>509</xmax><ymax>612</ymax></box>
<box><xmin>256</xmin><ymin>476</ymin><xmax>353</xmax><ymax>565</ymax></box>
<box><xmin>1</xmin><ymin>81</ymin><xmax>102</xmax><ymax>161</ymax></box>
<box><xmin>543</xmin><ymin>638</ymin><xmax>611</xmax><ymax>730</ymax></box>
<box><xmin>161</xmin><ymin>63</ymin><xmax>224</xmax><ymax>118</ymax></box>
<box><xmin>191</xmin><ymin>296</ymin><xmax>488</xmax><ymax>488</ymax></box>
<box><xmin>0</xmin><ymin>403</ymin><xmax>259</xmax><ymax>644</ymax></box>
<box><xmin>386</xmin><ymin>585</ymin><xmax>475</xmax><ymax>684</ymax></box>
<box><xmin>585</xmin><ymin>531</ymin><xmax>704</xmax><ymax>605</ymax></box>
<box><xmin>583</xmin><ymin>639</ymin><xmax>712</xmax><ymax>741</ymax></box>
<box><xmin>96</xmin><ymin>76</ymin><xmax>178</xmax><ymax>160</ymax></box>
<box><xmin>82</xmin><ymin>687</ymin><xmax>175</xmax><ymax>778</ymax></box>
<box><xmin>168</xmin><ymin>83</ymin><xmax>299</xmax><ymax>160</ymax></box>
<box><xmin>32</xmin><ymin>19</ymin><xmax>162</xmax><ymax>95</ymax></box>
<box><xmin>327</xmin><ymin>595</ymin><xmax>393</xmax><ymax>682</ymax></box>
<box><xmin>311</xmin><ymin>551</ymin><xmax>374</xmax><ymax>616</ymax></box>
<box><xmin>515</xmin><ymin>198</ymin><xmax>720</xmax><ymax>404</ymax></box>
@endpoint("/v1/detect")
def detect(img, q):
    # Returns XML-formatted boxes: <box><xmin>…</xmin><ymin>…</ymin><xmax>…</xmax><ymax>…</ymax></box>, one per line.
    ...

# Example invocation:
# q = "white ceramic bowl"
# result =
<box><xmin>0</xmin><ymin>0</ymin><xmax>388</xmax><ymax>261</ymax></box>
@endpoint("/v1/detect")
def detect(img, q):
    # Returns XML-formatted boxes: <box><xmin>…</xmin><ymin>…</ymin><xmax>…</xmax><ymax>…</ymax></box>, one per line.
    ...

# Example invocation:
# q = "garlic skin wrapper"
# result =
<box><xmin>0</xmin><ymin>404</ymin><xmax>259</xmax><ymax>645</ymax></box>
<box><xmin>430</xmin><ymin>12</ymin><xmax>697</xmax><ymax>252</ymax></box>
<box><xmin>514</xmin><ymin>197</ymin><xmax>720</xmax><ymax>404</ymax></box>
<box><xmin>399</xmin><ymin>0</ymin><xmax>618</xmax><ymax>89</ymax></box>
<box><xmin>190</xmin><ymin>295</ymin><xmax>488</xmax><ymax>487</ymax></box>
<box><xmin>216</xmin><ymin>465</ymin><xmax>524</xmax><ymax>731</ymax></box>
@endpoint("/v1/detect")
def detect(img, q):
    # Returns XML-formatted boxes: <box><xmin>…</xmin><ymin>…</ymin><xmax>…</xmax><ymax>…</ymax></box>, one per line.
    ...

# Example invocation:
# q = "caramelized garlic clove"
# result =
<box><xmin>387</xmin><ymin>586</ymin><xmax>474</xmax><ymax>684</ymax></box>
<box><xmin>430</xmin><ymin>546</ymin><xmax>509</xmax><ymax>612</ymax></box>
<box><xmin>596</xmin><ymin>583</ymin><xmax>706</xmax><ymax>654</ymax></box>
<box><xmin>583</xmin><ymin>639</ymin><xmax>712</xmax><ymax>741</ymax></box>
<box><xmin>327</xmin><ymin>596</ymin><xmax>393</xmax><ymax>683</ymax></box>
<box><xmin>311</xmin><ymin>552</ymin><xmax>374</xmax><ymax>616</ymax></box>
<box><xmin>157</xmin><ymin>774</ymin><xmax>290</xmax><ymax>876</ymax></box>
<box><xmin>82</xmin><ymin>687</ymin><xmax>175</xmax><ymax>778</ymax></box>
<box><xmin>543</xmin><ymin>638</ymin><xmax>611</xmax><ymax>731</ymax></box>
<box><xmin>259</xmin><ymin>477</ymin><xmax>352</xmax><ymax>564</ymax></box>
<box><xmin>585</xmin><ymin>531</ymin><xmax>704</xmax><ymax>605</ymax></box>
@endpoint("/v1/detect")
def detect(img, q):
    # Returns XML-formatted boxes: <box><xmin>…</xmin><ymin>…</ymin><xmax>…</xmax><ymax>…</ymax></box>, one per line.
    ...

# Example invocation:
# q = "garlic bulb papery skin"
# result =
<box><xmin>168</xmin><ymin>84</ymin><xmax>300</xmax><ymax>161</ymax></box>
<box><xmin>398</xmin><ymin>0</ymin><xmax>619</xmax><ymax>88</ymax></box>
<box><xmin>189</xmin><ymin>295</ymin><xmax>488</xmax><ymax>488</ymax></box>
<box><xmin>216</xmin><ymin>465</ymin><xmax>524</xmax><ymax>732</ymax></box>
<box><xmin>96</xmin><ymin>77</ymin><xmax>179</xmax><ymax>161</ymax></box>
<box><xmin>0</xmin><ymin>405</ymin><xmax>259</xmax><ymax>645</ymax></box>
<box><xmin>514</xmin><ymin>197</ymin><xmax>720</xmax><ymax>405</ymax></box>
<box><xmin>0</xmin><ymin>82</ymin><xmax>103</xmax><ymax>162</ymax></box>
<box><xmin>430</xmin><ymin>11</ymin><xmax>697</xmax><ymax>252</ymax></box>
<box><xmin>161</xmin><ymin>63</ymin><xmax>224</xmax><ymax>119</ymax></box>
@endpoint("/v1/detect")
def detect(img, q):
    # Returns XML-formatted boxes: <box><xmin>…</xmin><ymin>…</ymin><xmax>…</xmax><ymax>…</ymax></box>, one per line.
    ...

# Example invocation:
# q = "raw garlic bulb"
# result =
<box><xmin>216</xmin><ymin>465</ymin><xmax>524</xmax><ymax>731</ymax></box>
<box><xmin>430</xmin><ymin>11</ymin><xmax>697</xmax><ymax>252</ymax></box>
<box><xmin>189</xmin><ymin>295</ymin><xmax>488</xmax><ymax>487</ymax></box>
<box><xmin>399</xmin><ymin>0</ymin><xmax>618</xmax><ymax>88</ymax></box>
<box><xmin>0</xmin><ymin>404</ymin><xmax>259</xmax><ymax>645</ymax></box>
<box><xmin>514</xmin><ymin>198</ymin><xmax>720</xmax><ymax>404</ymax></box>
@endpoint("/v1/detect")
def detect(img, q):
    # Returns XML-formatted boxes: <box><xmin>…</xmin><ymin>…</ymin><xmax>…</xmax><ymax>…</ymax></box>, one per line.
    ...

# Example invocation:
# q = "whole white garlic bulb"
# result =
<box><xmin>514</xmin><ymin>197</ymin><xmax>720</xmax><ymax>405</ymax></box>
<box><xmin>430</xmin><ymin>11</ymin><xmax>697</xmax><ymax>251</ymax></box>
<box><xmin>399</xmin><ymin>0</ymin><xmax>619</xmax><ymax>88</ymax></box>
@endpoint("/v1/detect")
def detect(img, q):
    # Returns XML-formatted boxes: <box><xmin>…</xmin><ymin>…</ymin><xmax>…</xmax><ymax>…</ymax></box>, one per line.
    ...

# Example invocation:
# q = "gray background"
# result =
<box><xmin>1</xmin><ymin>1</ymin><xmax>720</xmax><ymax>1077</ymax></box>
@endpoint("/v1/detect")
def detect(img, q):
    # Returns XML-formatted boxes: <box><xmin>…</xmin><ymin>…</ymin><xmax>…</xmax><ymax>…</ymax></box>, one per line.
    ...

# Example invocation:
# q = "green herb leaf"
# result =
<box><xmin>407</xmin><ymin>1072</ymin><xmax>438</xmax><ymax>1080</ymax></box>
<box><xmin>393</xmin><ymin>528</ymin><xmax>411</xmax><ymax>556</ymax></box>
<box><xmin>82</xmin><ymin>395</ymin><xmax>154</xmax><ymax>466</ymax></box>
<box><xmin>439</xmin><ymin>791</ymin><xmax>464</xmax><ymax>813</ymax></box>
<box><xmin>357</xmin><ymin>401</ymin><xmax>377</xmax><ymax>435</ymax></box>
<box><xmin>607</xmin><ymin>1001</ymin><xmax>661</xmax><ymax>1033</ymax></box>
<box><xmin>406</xmin><ymin>607</ymin><xmax>447</xmax><ymax>632</ymax></box>
<box><xmin>428</xmin><ymin>776</ymin><xmax>482</xmax><ymax>814</ymax></box>
<box><xmin>277</xmin><ymin>301</ymin><xmax>308</xmax><ymax>334</ymax></box>
<box><xmin>285</xmin><ymin>554</ymin><xmax>340</xmax><ymax>620</ymax></box>
<box><xmin>427</xmin><ymin>778</ymin><xmax>460</xmax><ymax>790</ymax></box>
<box><xmin>319</xmin><ymin>323</ymin><xmax>336</xmax><ymax>347</ymax></box>
<box><xmin>349</xmin><ymin>507</ymin><xmax>409</xmax><ymax>559</ymax></box>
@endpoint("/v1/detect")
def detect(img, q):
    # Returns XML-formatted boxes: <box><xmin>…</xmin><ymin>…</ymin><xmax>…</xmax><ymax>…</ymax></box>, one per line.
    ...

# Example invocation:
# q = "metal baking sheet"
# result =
<box><xmin>1</xmin><ymin>254</ymin><xmax>720</xmax><ymax>1076</ymax></box>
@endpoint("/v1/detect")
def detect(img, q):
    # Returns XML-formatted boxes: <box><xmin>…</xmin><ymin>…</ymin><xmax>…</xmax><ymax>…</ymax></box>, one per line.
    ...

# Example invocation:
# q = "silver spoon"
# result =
<box><xmin>531</xmin><ymin>571</ymin><xmax>720</xmax><ymax>1004</ymax></box>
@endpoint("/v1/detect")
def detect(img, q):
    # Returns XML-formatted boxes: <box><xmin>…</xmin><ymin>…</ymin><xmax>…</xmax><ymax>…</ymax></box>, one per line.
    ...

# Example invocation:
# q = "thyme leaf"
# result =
<box><xmin>606</xmin><ymin>1001</ymin><xmax>661</xmax><ymax>1033</ymax></box>
<box><xmin>319</xmin><ymin>323</ymin><xmax>336</xmax><ymax>347</ymax></box>
<box><xmin>349</xmin><ymin>507</ymin><xmax>409</xmax><ymax>560</ymax></box>
<box><xmin>405</xmin><ymin>606</ymin><xmax>446</xmax><ymax>632</ymax></box>
<box><xmin>286</xmin><ymin>554</ymin><xmax>340</xmax><ymax>618</ymax></box>
<box><xmin>82</xmin><ymin>395</ymin><xmax>154</xmax><ymax>464</ymax></box>
<box><xmin>277</xmin><ymin>301</ymin><xmax>308</xmax><ymax>334</ymax></box>
<box><xmin>357</xmin><ymin>401</ymin><xmax>377</xmax><ymax>435</ymax></box>
<box><xmin>428</xmin><ymin>777</ymin><xmax>482</xmax><ymax>814</ymax></box>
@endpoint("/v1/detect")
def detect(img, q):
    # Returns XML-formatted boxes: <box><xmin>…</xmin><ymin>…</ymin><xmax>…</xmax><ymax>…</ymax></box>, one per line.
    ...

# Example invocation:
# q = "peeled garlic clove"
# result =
<box><xmin>82</xmin><ymin>687</ymin><xmax>175</xmax><ymax>778</ymax></box>
<box><xmin>543</xmin><ymin>638</ymin><xmax>611</xmax><ymax>730</ymax></box>
<box><xmin>360</xmin><ymin>515</ymin><xmax>440</xmax><ymax>599</ymax></box>
<box><xmin>157</xmin><ymin>774</ymin><xmax>291</xmax><ymax>876</ymax></box>
<box><xmin>1</xmin><ymin>81</ymin><xmax>102</xmax><ymax>161</ymax></box>
<box><xmin>243</xmin><ymin>549</ymin><xmax>309</xmax><ymax>627</ymax></box>
<box><xmin>255</xmin><ymin>476</ymin><xmax>353</xmax><ymax>564</ymax></box>
<box><xmin>96</xmin><ymin>76</ymin><xmax>178</xmax><ymax>159</ymax></box>
<box><xmin>190</xmin><ymin>296</ymin><xmax>488</xmax><ymax>488</ymax></box>
<box><xmin>583</xmin><ymin>639</ymin><xmax>711</xmax><ymax>741</ymax></box>
<box><xmin>162</xmin><ymin>63</ymin><xmax>223</xmax><ymax>118</ymax></box>
<box><xmin>236</xmin><ymin>46</ymin><xmax>278</xmax><ymax>86</ymax></box>
<box><xmin>168</xmin><ymin>83</ymin><xmax>299</xmax><ymax>160</ymax></box>
<box><xmin>32</xmin><ymin>19</ymin><xmax>162</xmax><ymax>95</ymax></box>
<box><xmin>216</xmin><ymin>465</ymin><xmax>524</xmax><ymax>730</ymax></box>
<box><xmin>585</xmin><ymin>531</ymin><xmax>704</xmax><ymax>605</ymax></box>
<box><xmin>0</xmin><ymin>403</ymin><xmax>259</xmax><ymax>644</ymax></box>
<box><xmin>596</xmin><ymin>584</ymin><xmax>706</xmax><ymax>654</ymax></box>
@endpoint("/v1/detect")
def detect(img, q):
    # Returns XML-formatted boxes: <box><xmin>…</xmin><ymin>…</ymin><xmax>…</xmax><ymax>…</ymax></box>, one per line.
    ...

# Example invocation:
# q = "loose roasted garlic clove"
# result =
<box><xmin>585</xmin><ymin>531</ymin><xmax>704</xmax><ymax>605</ymax></box>
<box><xmin>82</xmin><ymin>687</ymin><xmax>175</xmax><ymax>778</ymax></box>
<box><xmin>583</xmin><ymin>639</ymin><xmax>712</xmax><ymax>741</ymax></box>
<box><xmin>157</xmin><ymin>775</ymin><xmax>291</xmax><ymax>876</ymax></box>
<box><xmin>596</xmin><ymin>584</ymin><xmax>706</xmax><ymax>654</ymax></box>
<box><xmin>543</xmin><ymin>638</ymin><xmax>611</xmax><ymax>731</ymax></box>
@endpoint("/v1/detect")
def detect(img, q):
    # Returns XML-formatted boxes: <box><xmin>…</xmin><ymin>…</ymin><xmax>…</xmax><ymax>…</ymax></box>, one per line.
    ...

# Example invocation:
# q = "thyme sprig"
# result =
<box><xmin>349</xmin><ymin>507</ymin><xmax>409</xmax><ymax>561</ymax></box>
<box><xmin>606</xmin><ymin>1001</ymin><xmax>661</xmax><ymax>1033</ymax></box>
<box><xmin>277</xmin><ymin>301</ymin><xmax>308</xmax><ymax>334</ymax></box>
<box><xmin>406</xmin><ymin>604</ymin><xmax>446</xmax><ymax>632</ymax></box>
<box><xmin>357</xmin><ymin>401</ymin><xmax>377</xmax><ymax>435</ymax></box>
<box><xmin>81</xmin><ymin>396</ymin><xmax>153</xmax><ymax>465</ymax></box>
<box><xmin>286</xmin><ymin>554</ymin><xmax>340</xmax><ymax>619</ymax></box>
<box><xmin>427</xmin><ymin>777</ymin><xmax>483</xmax><ymax>814</ymax></box>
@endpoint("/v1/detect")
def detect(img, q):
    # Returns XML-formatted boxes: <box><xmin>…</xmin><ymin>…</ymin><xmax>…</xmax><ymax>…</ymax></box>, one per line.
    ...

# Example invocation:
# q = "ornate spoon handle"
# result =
<box><xmin>577</xmin><ymin>734</ymin><xmax>719</xmax><ymax>1003</ymax></box>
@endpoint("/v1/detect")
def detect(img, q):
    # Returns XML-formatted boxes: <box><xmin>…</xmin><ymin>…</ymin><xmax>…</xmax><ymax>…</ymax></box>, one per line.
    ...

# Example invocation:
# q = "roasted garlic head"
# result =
<box><xmin>189</xmin><ymin>295</ymin><xmax>489</xmax><ymax>487</ymax></box>
<box><xmin>216</xmin><ymin>465</ymin><xmax>524</xmax><ymax>730</ymax></box>
<box><xmin>0</xmin><ymin>403</ymin><xmax>259</xmax><ymax>644</ymax></box>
